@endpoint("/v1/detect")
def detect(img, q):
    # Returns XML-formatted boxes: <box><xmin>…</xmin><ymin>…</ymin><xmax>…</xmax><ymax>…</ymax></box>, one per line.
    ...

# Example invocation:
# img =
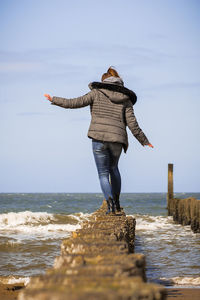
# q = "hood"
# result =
<box><xmin>88</xmin><ymin>77</ymin><xmax>137</xmax><ymax>105</ymax></box>
<box><xmin>102</xmin><ymin>76</ymin><xmax>124</xmax><ymax>86</ymax></box>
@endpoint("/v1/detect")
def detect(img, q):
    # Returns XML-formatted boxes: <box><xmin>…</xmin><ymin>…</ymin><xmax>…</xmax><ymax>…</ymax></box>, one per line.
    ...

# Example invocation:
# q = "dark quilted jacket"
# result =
<box><xmin>51</xmin><ymin>77</ymin><xmax>150</xmax><ymax>152</ymax></box>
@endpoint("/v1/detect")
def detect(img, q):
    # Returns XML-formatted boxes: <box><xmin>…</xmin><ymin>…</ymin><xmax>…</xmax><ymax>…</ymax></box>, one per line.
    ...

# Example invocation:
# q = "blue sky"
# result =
<box><xmin>0</xmin><ymin>0</ymin><xmax>199</xmax><ymax>192</ymax></box>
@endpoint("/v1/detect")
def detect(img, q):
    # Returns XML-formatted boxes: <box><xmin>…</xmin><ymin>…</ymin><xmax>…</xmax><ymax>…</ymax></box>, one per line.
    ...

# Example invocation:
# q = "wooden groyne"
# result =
<box><xmin>167</xmin><ymin>164</ymin><xmax>200</xmax><ymax>233</ymax></box>
<box><xmin>168</xmin><ymin>197</ymin><xmax>200</xmax><ymax>233</ymax></box>
<box><xmin>18</xmin><ymin>201</ymin><xmax>166</xmax><ymax>300</ymax></box>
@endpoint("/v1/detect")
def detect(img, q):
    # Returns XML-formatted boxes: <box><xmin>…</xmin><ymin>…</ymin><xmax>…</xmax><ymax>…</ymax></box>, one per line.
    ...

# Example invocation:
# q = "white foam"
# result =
<box><xmin>127</xmin><ymin>214</ymin><xmax>193</xmax><ymax>233</ymax></box>
<box><xmin>8</xmin><ymin>276</ymin><xmax>30</xmax><ymax>286</ymax></box>
<box><xmin>68</xmin><ymin>212</ymin><xmax>91</xmax><ymax>222</ymax></box>
<box><xmin>0</xmin><ymin>276</ymin><xmax>30</xmax><ymax>286</ymax></box>
<box><xmin>6</xmin><ymin>239</ymin><xmax>22</xmax><ymax>246</ymax></box>
<box><xmin>0</xmin><ymin>211</ymin><xmax>91</xmax><ymax>239</ymax></box>
<box><xmin>0</xmin><ymin>211</ymin><xmax>55</xmax><ymax>227</ymax></box>
<box><xmin>8</xmin><ymin>223</ymin><xmax>81</xmax><ymax>234</ymax></box>
<box><xmin>161</xmin><ymin>276</ymin><xmax>200</xmax><ymax>286</ymax></box>
<box><xmin>127</xmin><ymin>214</ymin><xmax>173</xmax><ymax>231</ymax></box>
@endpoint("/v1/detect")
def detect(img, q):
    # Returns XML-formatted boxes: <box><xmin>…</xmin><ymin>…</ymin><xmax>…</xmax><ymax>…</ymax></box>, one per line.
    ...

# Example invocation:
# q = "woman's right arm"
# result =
<box><xmin>44</xmin><ymin>90</ymin><xmax>95</xmax><ymax>109</ymax></box>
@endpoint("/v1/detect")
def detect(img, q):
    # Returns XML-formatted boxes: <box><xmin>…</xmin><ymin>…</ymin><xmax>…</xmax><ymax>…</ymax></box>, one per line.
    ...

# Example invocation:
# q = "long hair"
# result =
<box><xmin>101</xmin><ymin>67</ymin><xmax>120</xmax><ymax>81</ymax></box>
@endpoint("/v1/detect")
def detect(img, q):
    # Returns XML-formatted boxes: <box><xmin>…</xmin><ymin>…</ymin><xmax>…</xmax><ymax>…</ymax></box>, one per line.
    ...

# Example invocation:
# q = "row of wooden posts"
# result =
<box><xmin>167</xmin><ymin>163</ymin><xmax>200</xmax><ymax>233</ymax></box>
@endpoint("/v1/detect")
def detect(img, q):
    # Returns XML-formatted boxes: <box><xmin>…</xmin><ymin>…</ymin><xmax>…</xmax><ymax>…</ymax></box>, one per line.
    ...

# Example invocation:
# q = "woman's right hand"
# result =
<box><xmin>147</xmin><ymin>144</ymin><xmax>154</xmax><ymax>148</ymax></box>
<box><xmin>44</xmin><ymin>94</ymin><xmax>52</xmax><ymax>102</ymax></box>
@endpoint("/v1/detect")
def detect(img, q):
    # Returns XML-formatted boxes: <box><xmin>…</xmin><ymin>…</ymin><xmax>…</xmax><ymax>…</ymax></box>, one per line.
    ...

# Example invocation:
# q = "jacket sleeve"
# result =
<box><xmin>51</xmin><ymin>90</ymin><xmax>94</xmax><ymax>109</ymax></box>
<box><xmin>125</xmin><ymin>100</ymin><xmax>150</xmax><ymax>146</ymax></box>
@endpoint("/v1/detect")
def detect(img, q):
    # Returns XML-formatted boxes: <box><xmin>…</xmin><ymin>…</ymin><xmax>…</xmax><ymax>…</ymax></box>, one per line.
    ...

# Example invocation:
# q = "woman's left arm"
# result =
<box><xmin>44</xmin><ymin>91</ymin><xmax>94</xmax><ymax>109</ymax></box>
<box><xmin>125</xmin><ymin>100</ymin><xmax>154</xmax><ymax>148</ymax></box>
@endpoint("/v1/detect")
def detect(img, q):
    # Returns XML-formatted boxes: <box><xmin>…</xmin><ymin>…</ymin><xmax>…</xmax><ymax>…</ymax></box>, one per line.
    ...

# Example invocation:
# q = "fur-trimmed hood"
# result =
<box><xmin>88</xmin><ymin>77</ymin><xmax>137</xmax><ymax>105</ymax></box>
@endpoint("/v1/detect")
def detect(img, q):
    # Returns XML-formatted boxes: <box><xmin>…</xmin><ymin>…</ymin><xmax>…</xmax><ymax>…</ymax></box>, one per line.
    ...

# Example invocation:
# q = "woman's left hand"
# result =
<box><xmin>44</xmin><ymin>94</ymin><xmax>52</xmax><ymax>102</ymax></box>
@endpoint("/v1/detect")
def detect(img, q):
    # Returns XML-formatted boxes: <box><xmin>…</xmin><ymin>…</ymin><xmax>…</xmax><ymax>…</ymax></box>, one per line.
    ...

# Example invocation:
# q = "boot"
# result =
<box><xmin>106</xmin><ymin>197</ymin><xmax>115</xmax><ymax>214</ymax></box>
<box><xmin>113</xmin><ymin>194</ymin><xmax>121</xmax><ymax>212</ymax></box>
<box><xmin>106</xmin><ymin>200</ymin><xmax>111</xmax><ymax>215</ymax></box>
<box><xmin>108</xmin><ymin>197</ymin><xmax>115</xmax><ymax>214</ymax></box>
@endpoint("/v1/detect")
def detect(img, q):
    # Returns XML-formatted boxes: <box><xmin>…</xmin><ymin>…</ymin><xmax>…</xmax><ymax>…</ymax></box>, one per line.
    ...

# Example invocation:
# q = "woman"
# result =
<box><xmin>44</xmin><ymin>67</ymin><xmax>153</xmax><ymax>214</ymax></box>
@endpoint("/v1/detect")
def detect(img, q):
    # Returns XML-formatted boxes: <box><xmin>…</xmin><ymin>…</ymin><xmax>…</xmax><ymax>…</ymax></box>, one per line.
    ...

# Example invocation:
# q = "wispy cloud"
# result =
<box><xmin>17</xmin><ymin>112</ymin><xmax>54</xmax><ymax>116</ymax></box>
<box><xmin>143</xmin><ymin>81</ymin><xmax>200</xmax><ymax>91</ymax></box>
<box><xmin>0</xmin><ymin>62</ymin><xmax>43</xmax><ymax>72</ymax></box>
<box><xmin>1</xmin><ymin>43</ymin><xmax>198</xmax><ymax>92</ymax></box>
<box><xmin>0</xmin><ymin>43</ymin><xmax>174</xmax><ymax>75</ymax></box>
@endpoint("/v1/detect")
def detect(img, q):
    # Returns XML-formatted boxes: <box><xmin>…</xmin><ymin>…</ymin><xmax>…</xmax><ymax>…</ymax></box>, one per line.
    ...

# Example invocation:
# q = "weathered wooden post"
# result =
<box><xmin>167</xmin><ymin>163</ymin><xmax>174</xmax><ymax>212</ymax></box>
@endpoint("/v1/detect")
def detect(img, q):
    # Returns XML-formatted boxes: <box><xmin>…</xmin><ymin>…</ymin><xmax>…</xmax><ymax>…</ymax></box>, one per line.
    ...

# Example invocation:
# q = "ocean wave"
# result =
<box><xmin>0</xmin><ymin>211</ymin><xmax>91</xmax><ymax>227</ymax></box>
<box><xmin>0</xmin><ymin>211</ymin><xmax>92</xmax><ymax>238</ymax></box>
<box><xmin>0</xmin><ymin>275</ymin><xmax>30</xmax><ymax>286</ymax></box>
<box><xmin>0</xmin><ymin>211</ymin><xmax>55</xmax><ymax>227</ymax></box>
<box><xmin>127</xmin><ymin>214</ymin><xmax>193</xmax><ymax>233</ymax></box>
<box><xmin>161</xmin><ymin>276</ymin><xmax>200</xmax><ymax>286</ymax></box>
<box><xmin>68</xmin><ymin>212</ymin><xmax>91</xmax><ymax>222</ymax></box>
<box><xmin>6</xmin><ymin>239</ymin><xmax>22</xmax><ymax>246</ymax></box>
<box><xmin>1</xmin><ymin>223</ymin><xmax>81</xmax><ymax>234</ymax></box>
<box><xmin>135</xmin><ymin>215</ymin><xmax>176</xmax><ymax>231</ymax></box>
<box><xmin>0</xmin><ymin>238</ymin><xmax>23</xmax><ymax>252</ymax></box>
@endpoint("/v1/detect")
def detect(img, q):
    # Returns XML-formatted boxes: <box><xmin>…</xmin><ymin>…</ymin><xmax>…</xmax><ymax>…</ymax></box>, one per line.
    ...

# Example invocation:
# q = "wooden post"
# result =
<box><xmin>167</xmin><ymin>163</ymin><xmax>174</xmax><ymax>210</ymax></box>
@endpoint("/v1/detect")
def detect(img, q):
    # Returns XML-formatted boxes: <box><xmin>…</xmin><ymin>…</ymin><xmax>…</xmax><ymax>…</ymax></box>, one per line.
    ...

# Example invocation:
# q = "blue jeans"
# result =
<box><xmin>92</xmin><ymin>140</ymin><xmax>122</xmax><ymax>201</ymax></box>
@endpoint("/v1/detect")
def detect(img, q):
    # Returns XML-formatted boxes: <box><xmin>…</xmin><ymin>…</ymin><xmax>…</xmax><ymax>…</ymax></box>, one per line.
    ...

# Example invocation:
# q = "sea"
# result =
<box><xmin>0</xmin><ymin>193</ymin><xmax>200</xmax><ymax>288</ymax></box>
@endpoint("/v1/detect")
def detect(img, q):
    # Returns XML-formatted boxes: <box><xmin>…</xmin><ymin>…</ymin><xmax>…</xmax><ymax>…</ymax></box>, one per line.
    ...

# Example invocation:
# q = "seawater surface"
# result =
<box><xmin>0</xmin><ymin>193</ymin><xmax>199</xmax><ymax>288</ymax></box>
